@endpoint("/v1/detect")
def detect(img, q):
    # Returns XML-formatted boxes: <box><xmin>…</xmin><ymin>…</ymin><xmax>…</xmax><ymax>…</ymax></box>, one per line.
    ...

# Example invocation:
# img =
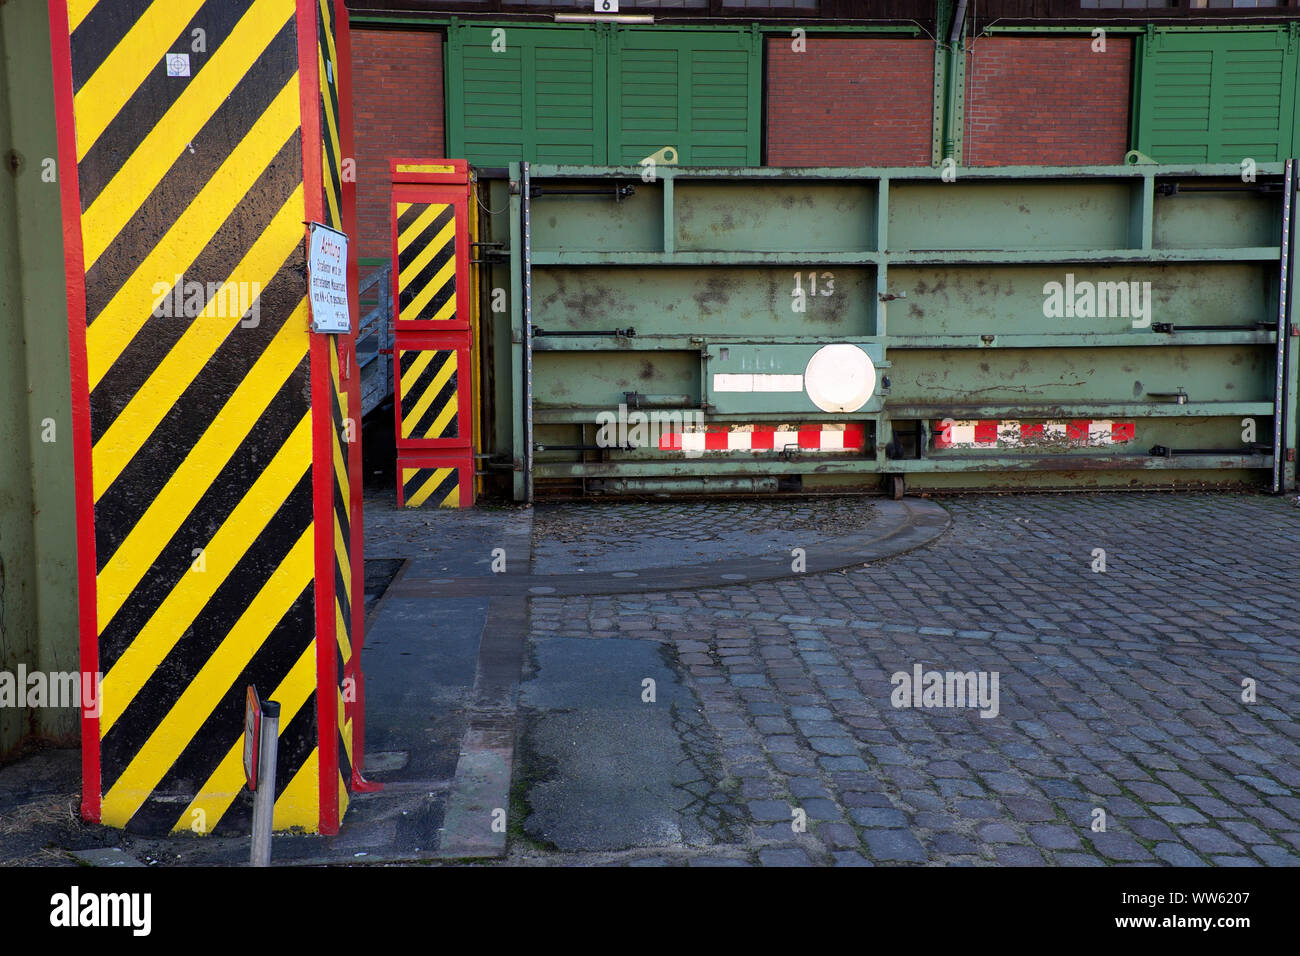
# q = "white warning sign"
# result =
<box><xmin>308</xmin><ymin>222</ymin><xmax>351</xmax><ymax>334</ymax></box>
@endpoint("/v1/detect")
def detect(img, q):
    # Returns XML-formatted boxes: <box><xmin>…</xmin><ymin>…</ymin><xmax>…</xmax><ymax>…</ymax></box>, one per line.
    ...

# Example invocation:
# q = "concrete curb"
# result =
<box><xmin>390</xmin><ymin>498</ymin><xmax>951</xmax><ymax>600</ymax></box>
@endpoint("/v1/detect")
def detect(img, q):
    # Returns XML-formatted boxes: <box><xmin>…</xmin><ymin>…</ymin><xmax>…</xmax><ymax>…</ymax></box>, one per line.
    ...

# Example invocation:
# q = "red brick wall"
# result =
<box><xmin>765</xmin><ymin>38</ymin><xmax>934</xmax><ymax>167</ymax></box>
<box><xmin>964</xmin><ymin>37</ymin><xmax>1132</xmax><ymax>166</ymax></box>
<box><xmin>350</xmin><ymin>28</ymin><xmax>445</xmax><ymax>261</ymax></box>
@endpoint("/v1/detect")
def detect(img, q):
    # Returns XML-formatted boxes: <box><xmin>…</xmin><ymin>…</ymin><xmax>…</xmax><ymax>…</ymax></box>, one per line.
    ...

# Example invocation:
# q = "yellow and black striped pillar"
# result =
<box><xmin>390</xmin><ymin>161</ymin><xmax>477</xmax><ymax>507</ymax></box>
<box><xmin>48</xmin><ymin>0</ymin><xmax>363</xmax><ymax>835</ymax></box>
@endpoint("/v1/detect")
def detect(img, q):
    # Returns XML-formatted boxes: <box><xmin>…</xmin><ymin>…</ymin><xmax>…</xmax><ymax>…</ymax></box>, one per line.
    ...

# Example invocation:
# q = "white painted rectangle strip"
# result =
<box><xmin>713</xmin><ymin>373</ymin><xmax>753</xmax><ymax>392</ymax></box>
<box><xmin>820</xmin><ymin>430</ymin><xmax>844</xmax><ymax>451</ymax></box>
<box><xmin>751</xmin><ymin>374</ymin><xmax>804</xmax><ymax>392</ymax></box>
<box><xmin>680</xmin><ymin>432</ymin><xmax>707</xmax><ymax>452</ymax></box>
<box><xmin>773</xmin><ymin>430</ymin><xmax>799</xmax><ymax>449</ymax></box>
<box><xmin>728</xmin><ymin>432</ymin><xmax>752</xmax><ymax>451</ymax></box>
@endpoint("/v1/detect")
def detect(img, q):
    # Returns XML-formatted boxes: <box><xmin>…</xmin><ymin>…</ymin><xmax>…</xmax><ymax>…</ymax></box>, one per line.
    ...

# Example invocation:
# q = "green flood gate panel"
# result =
<box><xmin>446</xmin><ymin>24</ymin><xmax>761</xmax><ymax>168</ymax></box>
<box><xmin>493</xmin><ymin>162</ymin><xmax>1298</xmax><ymax>497</ymax></box>
<box><xmin>1133</xmin><ymin>26</ymin><xmax>1300</xmax><ymax>164</ymax></box>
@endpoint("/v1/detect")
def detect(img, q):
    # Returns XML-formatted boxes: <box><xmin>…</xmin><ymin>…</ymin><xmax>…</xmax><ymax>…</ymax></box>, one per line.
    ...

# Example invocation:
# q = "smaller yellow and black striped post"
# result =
<box><xmin>397</xmin><ymin>347</ymin><xmax>463</xmax><ymax>443</ymax></box>
<box><xmin>396</xmin><ymin>202</ymin><xmax>458</xmax><ymax>324</ymax></box>
<box><xmin>390</xmin><ymin>160</ymin><xmax>475</xmax><ymax>507</ymax></box>
<box><xmin>397</xmin><ymin>461</ymin><xmax>472</xmax><ymax>509</ymax></box>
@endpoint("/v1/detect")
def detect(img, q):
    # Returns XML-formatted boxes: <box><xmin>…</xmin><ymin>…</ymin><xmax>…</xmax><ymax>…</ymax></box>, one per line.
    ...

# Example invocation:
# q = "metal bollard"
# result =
<box><xmin>250</xmin><ymin>701</ymin><xmax>280</xmax><ymax>867</ymax></box>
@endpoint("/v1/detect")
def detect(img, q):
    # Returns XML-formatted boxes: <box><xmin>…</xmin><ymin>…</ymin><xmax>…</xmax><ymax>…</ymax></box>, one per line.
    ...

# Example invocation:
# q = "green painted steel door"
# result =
<box><xmin>608</xmin><ymin>29</ymin><xmax>760</xmax><ymax>165</ymax></box>
<box><xmin>446</xmin><ymin>24</ymin><xmax>760</xmax><ymax>167</ymax></box>
<box><xmin>447</xmin><ymin>25</ymin><xmax>605</xmax><ymax>166</ymax></box>
<box><xmin>1134</xmin><ymin>27</ymin><xmax>1300</xmax><ymax>163</ymax></box>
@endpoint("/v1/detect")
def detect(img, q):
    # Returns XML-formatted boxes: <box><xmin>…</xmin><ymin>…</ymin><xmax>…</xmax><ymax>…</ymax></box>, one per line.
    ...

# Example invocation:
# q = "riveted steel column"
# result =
<box><xmin>523</xmin><ymin>161</ymin><xmax>535</xmax><ymax>505</ymax></box>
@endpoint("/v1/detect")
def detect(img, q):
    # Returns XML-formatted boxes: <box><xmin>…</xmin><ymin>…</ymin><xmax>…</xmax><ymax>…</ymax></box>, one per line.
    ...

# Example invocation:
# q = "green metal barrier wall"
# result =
<box><xmin>482</xmin><ymin>163</ymin><xmax>1298</xmax><ymax>499</ymax></box>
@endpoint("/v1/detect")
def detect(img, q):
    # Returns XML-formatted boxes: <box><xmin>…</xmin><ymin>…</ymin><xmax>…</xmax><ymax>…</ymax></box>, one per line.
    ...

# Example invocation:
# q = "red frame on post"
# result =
<box><xmin>390</xmin><ymin>160</ymin><xmax>475</xmax><ymax>508</ymax></box>
<box><xmin>393</xmin><ymin>341</ymin><xmax>475</xmax><ymax>451</ymax></box>
<box><xmin>389</xmin><ymin>165</ymin><xmax>472</xmax><ymax>334</ymax></box>
<box><xmin>396</xmin><ymin>455</ymin><xmax>477</xmax><ymax>509</ymax></box>
<box><xmin>47</xmin><ymin>0</ymin><xmax>101</xmax><ymax>823</ymax></box>
<box><xmin>332</xmin><ymin>0</ymin><xmax>378</xmax><ymax>796</ymax></box>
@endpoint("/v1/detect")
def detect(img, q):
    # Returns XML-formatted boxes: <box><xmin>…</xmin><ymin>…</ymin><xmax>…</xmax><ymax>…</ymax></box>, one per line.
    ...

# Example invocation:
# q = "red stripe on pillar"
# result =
<box><xmin>297</xmin><ymin>0</ymin><xmax>339</xmax><ymax>836</ymax></box>
<box><xmin>47</xmin><ymin>0</ymin><xmax>101</xmax><ymax>825</ymax></box>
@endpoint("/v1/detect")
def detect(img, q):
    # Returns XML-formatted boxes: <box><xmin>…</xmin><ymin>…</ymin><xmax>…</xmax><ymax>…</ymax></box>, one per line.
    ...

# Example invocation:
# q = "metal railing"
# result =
<box><xmin>357</xmin><ymin>262</ymin><xmax>392</xmax><ymax>416</ymax></box>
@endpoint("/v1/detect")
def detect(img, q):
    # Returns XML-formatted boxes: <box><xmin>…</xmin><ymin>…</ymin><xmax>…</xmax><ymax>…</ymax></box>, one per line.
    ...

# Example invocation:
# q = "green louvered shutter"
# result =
<box><xmin>446</xmin><ymin>25</ymin><xmax>604</xmax><ymax>166</ymax></box>
<box><xmin>608</xmin><ymin>28</ymin><xmax>761</xmax><ymax>166</ymax></box>
<box><xmin>1134</xmin><ymin>29</ymin><xmax>1299</xmax><ymax>163</ymax></box>
<box><xmin>446</xmin><ymin>25</ymin><xmax>759</xmax><ymax>167</ymax></box>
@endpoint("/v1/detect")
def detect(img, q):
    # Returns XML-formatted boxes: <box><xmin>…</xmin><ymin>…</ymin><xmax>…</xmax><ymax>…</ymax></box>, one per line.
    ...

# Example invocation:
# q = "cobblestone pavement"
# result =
<box><xmin>518</xmin><ymin>493</ymin><xmax>1300</xmax><ymax>866</ymax></box>
<box><xmin>531</xmin><ymin>497</ymin><xmax>878</xmax><ymax>574</ymax></box>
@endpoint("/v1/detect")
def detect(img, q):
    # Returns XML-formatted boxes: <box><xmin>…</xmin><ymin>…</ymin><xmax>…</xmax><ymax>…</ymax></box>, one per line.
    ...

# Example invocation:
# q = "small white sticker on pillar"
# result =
<box><xmin>166</xmin><ymin>53</ymin><xmax>191</xmax><ymax>77</ymax></box>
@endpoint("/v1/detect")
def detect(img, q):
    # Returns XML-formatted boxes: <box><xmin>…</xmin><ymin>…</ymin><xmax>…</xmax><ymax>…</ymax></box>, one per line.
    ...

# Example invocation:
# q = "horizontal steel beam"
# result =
<box><xmin>530</xmin><ymin>248</ymin><xmax>1280</xmax><ymax>267</ymax></box>
<box><xmin>888</xmin><ymin>332</ymin><xmax>1277</xmax><ymax>348</ymax></box>
<box><xmin>534</xmin><ymin>335</ymin><xmax>884</xmax><ymax>351</ymax></box>
<box><xmin>532</xmin><ymin>332</ymin><xmax>1277</xmax><ymax>351</ymax></box>
<box><xmin>529</xmin><ymin>163</ymin><xmax>1286</xmax><ymax>180</ymax></box>
<box><xmin>532</xmin><ymin>403</ymin><xmax>1272</xmax><ymax>423</ymax></box>
<box><xmin>533</xmin><ymin>454</ymin><xmax>1271</xmax><ymax>478</ymax></box>
<box><xmin>883</xmin><ymin>402</ymin><xmax>1274</xmax><ymax>418</ymax></box>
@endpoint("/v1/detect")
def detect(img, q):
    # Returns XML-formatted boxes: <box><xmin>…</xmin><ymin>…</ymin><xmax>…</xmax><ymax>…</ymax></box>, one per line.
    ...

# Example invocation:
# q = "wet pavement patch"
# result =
<box><xmin>362</xmin><ymin>595</ymin><xmax>485</xmax><ymax>782</ymax></box>
<box><xmin>519</xmin><ymin>637</ymin><xmax>745</xmax><ymax>852</ymax></box>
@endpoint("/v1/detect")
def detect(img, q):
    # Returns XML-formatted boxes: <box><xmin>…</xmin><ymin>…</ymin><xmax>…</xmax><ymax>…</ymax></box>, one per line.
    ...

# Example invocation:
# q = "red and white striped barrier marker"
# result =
<box><xmin>659</xmin><ymin>423</ymin><xmax>867</xmax><ymax>454</ymax></box>
<box><xmin>934</xmin><ymin>419</ymin><xmax>1136</xmax><ymax>449</ymax></box>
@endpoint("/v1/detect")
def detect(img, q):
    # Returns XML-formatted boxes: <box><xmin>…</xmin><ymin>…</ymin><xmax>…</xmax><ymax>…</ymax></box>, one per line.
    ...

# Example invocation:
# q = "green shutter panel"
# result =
<box><xmin>609</xmin><ymin>29</ymin><xmax>760</xmax><ymax>166</ymax></box>
<box><xmin>610</xmin><ymin>42</ymin><xmax>681</xmax><ymax>166</ymax></box>
<box><xmin>446</xmin><ymin>25</ymin><xmax>759</xmax><ymax>168</ymax></box>
<box><xmin>1136</xmin><ymin>29</ymin><xmax>1298</xmax><ymax>164</ymax></box>
<box><xmin>534</xmin><ymin>34</ymin><xmax>604</xmax><ymax>164</ymax></box>
<box><xmin>449</xmin><ymin>26</ymin><xmax>526</xmax><ymax>166</ymax></box>
<box><xmin>447</xmin><ymin>25</ymin><xmax>602</xmax><ymax>166</ymax></box>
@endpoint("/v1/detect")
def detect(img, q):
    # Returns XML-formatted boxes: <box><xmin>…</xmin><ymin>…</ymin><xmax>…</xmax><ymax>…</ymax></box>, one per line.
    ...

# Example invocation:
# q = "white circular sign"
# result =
<box><xmin>804</xmin><ymin>344</ymin><xmax>876</xmax><ymax>413</ymax></box>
